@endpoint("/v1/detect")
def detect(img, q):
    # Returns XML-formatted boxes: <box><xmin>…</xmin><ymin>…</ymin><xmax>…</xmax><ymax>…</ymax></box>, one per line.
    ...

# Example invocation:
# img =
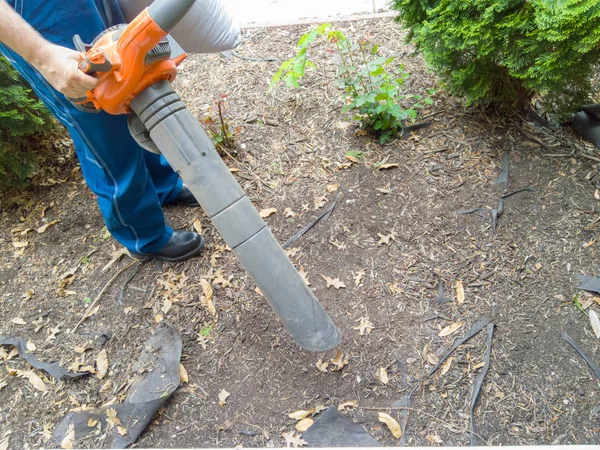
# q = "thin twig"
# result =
<box><xmin>356</xmin><ymin>406</ymin><xmax>489</xmax><ymax>444</ymax></box>
<box><xmin>71</xmin><ymin>260</ymin><xmax>138</xmax><ymax>333</ymax></box>
<box><xmin>220</xmin><ymin>146</ymin><xmax>274</xmax><ymax>191</ymax></box>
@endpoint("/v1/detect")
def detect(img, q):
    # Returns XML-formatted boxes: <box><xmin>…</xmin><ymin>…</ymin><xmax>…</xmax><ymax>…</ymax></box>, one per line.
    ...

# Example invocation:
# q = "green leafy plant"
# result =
<box><xmin>392</xmin><ymin>0</ymin><xmax>600</xmax><ymax>116</ymax></box>
<box><xmin>201</xmin><ymin>94</ymin><xmax>237</xmax><ymax>153</ymax></box>
<box><xmin>271</xmin><ymin>25</ymin><xmax>431</xmax><ymax>143</ymax></box>
<box><xmin>0</xmin><ymin>55</ymin><xmax>52</xmax><ymax>190</ymax></box>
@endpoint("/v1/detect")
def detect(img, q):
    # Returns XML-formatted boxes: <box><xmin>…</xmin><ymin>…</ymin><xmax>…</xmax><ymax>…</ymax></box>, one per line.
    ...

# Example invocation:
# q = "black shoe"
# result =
<box><xmin>128</xmin><ymin>231</ymin><xmax>205</xmax><ymax>262</ymax></box>
<box><xmin>175</xmin><ymin>184</ymin><xmax>200</xmax><ymax>207</ymax></box>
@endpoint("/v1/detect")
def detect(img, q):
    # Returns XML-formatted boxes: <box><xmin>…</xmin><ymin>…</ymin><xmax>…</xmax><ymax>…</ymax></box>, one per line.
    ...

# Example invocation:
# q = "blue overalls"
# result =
<box><xmin>0</xmin><ymin>0</ymin><xmax>182</xmax><ymax>254</ymax></box>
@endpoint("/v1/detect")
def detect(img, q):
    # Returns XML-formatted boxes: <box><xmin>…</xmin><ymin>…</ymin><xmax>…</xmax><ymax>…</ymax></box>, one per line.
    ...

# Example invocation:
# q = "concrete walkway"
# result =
<box><xmin>222</xmin><ymin>0</ymin><xmax>392</xmax><ymax>28</ymax></box>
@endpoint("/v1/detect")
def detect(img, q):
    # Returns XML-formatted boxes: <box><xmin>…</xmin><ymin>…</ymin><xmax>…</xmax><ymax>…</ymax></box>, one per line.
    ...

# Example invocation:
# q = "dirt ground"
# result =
<box><xmin>2</xmin><ymin>18</ymin><xmax>600</xmax><ymax>448</ymax></box>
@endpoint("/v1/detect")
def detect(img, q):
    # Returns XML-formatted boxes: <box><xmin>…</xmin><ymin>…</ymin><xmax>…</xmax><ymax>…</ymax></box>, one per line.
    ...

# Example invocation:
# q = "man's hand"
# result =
<box><xmin>0</xmin><ymin>1</ymin><xmax>97</xmax><ymax>98</ymax></box>
<box><xmin>33</xmin><ymin>43</ymin><xmax>98</xmax><ymax>98</ymax></box>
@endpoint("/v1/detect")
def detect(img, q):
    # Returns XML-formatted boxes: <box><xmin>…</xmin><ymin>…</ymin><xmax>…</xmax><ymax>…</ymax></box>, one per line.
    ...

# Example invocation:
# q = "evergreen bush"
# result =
<box><xmin>0</xmin><ymin>54</ymin><xmax>52</xmax><ymax>189</ymax></box>
<box><xmin>392</xmin><ymin>0</ymin><xmax>600</xmax><ymax>115</ymax></box>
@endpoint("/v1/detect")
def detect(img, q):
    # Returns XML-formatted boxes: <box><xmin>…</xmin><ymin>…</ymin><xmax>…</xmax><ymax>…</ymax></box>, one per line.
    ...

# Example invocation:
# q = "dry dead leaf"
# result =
<box><xmin>12</xmin><ymin>241</ymin><xmax>29</xmax><ymax>248</ymax></box>
<box><xmin>590</xmin><ymin>309</ymin><xmax>600</xmax><ymax>339</ymax></box>
<box><xmin>218</xmin><ymin>389</ymin><xmax>230</xmax><ymax>406</ymax></box>
<box><xmin>20</xmin><ymin>370</ymin><xmax>47</xmax><ymax>392</ymax></box>
<box><xmin>387</xmin><ymin>282</ymin><xmax>401</xmax><ymax>294</ymax></box>
<box><xmin>161</xmin><ymin>299</ymin><xmax>172</xmax><ymax>314</ymax></box>
<box><xmin>440</xmin><ymin>356</ymin><xmax>453</xmax><ymax>376</ymax></box>
<box><xmin>46</xmin><ymin>326</ymin><xmax>61</xmax><ymax>342</ymax></box>
<box><xmin>200</xmin><ymin>279</ymin><xmax>217</xmax><ymax>316</ymax></box>
<box><xmin>472</xmin><ymin>361</ymin><xmax>486</xmax><ymax>371</ymax></box>
<box><xmin>326</xmin><ymin>183</ymin><xmax>339</xmax><ymax>193</ymax></box>
<box><xmin>154</xmin><ymin>313</ymin><xmax>164</xmax><ymax>324</ymax></box>
<box><xmin>313</xmin><ymin>196</ymin><xmax>327</xmax><ymax>209</ymax></box>
<box><xmin>295</xmin><ymin>418</ymin><xmax>313</xmax><ymax>432</ymax></box>
<box><xmin>282</xmin><ymin>431</ymin><xmax>307</xmax><ymax>448</ymax></box>
<box><xmin>284</xmin><ymin>207</ymin><xmax>297</xmax><ymax>218</ymax></box>
<box><xmin>37</xmin><ymin>220</ymin><xmax>60</xmax><ymax>234</ymax></box>
<box><xmin>285</xmin><ymin>247</ymin><xmax>300</xmax><ymax>258</ymax></box>
<box><xmin>315</xmin><ymin>359</ymin><xmax>329</xmax><ymax>373</ymax></box>
<box><xmin>426</xmin><ymin>434</ymin><xmax>443</xmax><ymax>445</ymax></box>
<box><xmin>378</xmin><ymin>163</ymin><xmax>399</xmax><ymax>170</ymax></box>
<box><xmin>259</xmin><ymin>207</ymin><xmax>277</xmax><ymax>218</ymax></box>
<box><xmin>106</xmin><ymin>408</ymin><xmax>121</xmax><ymax>430</ymax></box>
<box><xmin>330</xmin><ymin>239</ymin><xmax>347</xmax><ymax>250</ymax></box>
<box><xmin>377</xmin><ymin>231</ymin><xmax>396</xmax><ymax>246</ymax></box>
<box><xmin>22</xmin><ymin>289</ymin><xmax>35</xmax><ymax>299</ymax></box>
<box><xmin>353</xmin><ymin>317</ymin><xmax>374</xmax><ymax>336</ymax></box>
<box><xmin>124</xmin><ymin>307</ymin><xmax>133</xmax><ymax>315</ymax></box>
<box><xmin>378</xmin><ymin>412</ymin><xmax>402</xmax><ymax>438</ymax></box>
<box><xmin>456</xmin><ymin>280</ymin><xmax>464</xmax><ymax>304</ymax></box>
<box><xmin>337</xmin><ymin>400</ymin><xmax>358</xmax><ymax>411</ymax></box>
<box><xmin>11</xmin><ymin>317</ymin><xmax>26</xmax><ymax>325</ymax></box>
<box><xmin>299</xmin><ymin>268</ymin><xmax>311</xmax><ymax>286</ymax></box>
<box><xmin>378</xmin><ymin>367</ymin><xmax>389</xmax><ymax>385</ymax></box>
<box><xmin>26</xmin><ymin>340</ymin><xmax>36</xmax><ymax>352</ymax></box>
<box><xmin>87</xmin><ymin>419</ymin><xmax>98</xmax><ymax>427</ymax></box>
<box><xmin>320</xmin><ymin>274</ymin><xmax>346</xmax><ymax>289</ymax></box>
<box><xmin>439</xmin><ymin>322</ymin><xmax>464</xmax><ymax>337</ymax></box>
<box><xmin>354</xmin><ymin>269</ymin><xmax>366</xmax><ymax>286</ymax></box>
<box><xmin>96</xmin><ymin>349</ymin><xmax>108</xmax><ymax>379</ymax></box>
<box><xmin>345</xmin><ymin>155</ymin><xmax>360</xmax><ymax>163</ymax></box>
<box><xmin>179</xmin><ymin>363</ymin><xmax>189</xmax><ymax>384</ymax></box>
<box><xmin>330</xmin><ymin>349</ymin><xmax>349</xmax><ymax>370</ymax></box>
<box><xmin>192</xmin><ymin>217</ymin><xmax>203</xmax><ymax>234</ymax></box>
<box><xmin>289</xmin><ymin>410</ymin><xmax>313</xmax><ymax>420</ymax></box>
<box><xmin>117</xmin><ymin>426</ymin><xmax>127</xmax><ymax>436</ymax></box>
<box><xmin>102</xmin><ymin>248</ymin><xmax>127</xmax><ymax>272</ymax></box>
<box><xmin>60</xmin><ymin>424</ymin><xmax>74</xmax><ymax>449</ymax></box>
<box><xmin>83</xmin><ymin>305</ymin><xmax>100</xmax><ymax>320</ymax></box>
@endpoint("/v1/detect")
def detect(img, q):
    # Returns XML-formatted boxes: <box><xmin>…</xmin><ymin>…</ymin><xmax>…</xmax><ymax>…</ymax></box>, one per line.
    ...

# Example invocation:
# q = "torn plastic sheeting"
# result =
<box><xmin>470</xmin><ymin>322</ymin><xmax>494</xmax><ymax>446</ymax></box>
<box><xmin>0</xmin><ymin>335</ymin><xmax>88</xmax><ymax>380</ymax></box>
<box><xmin>561</xmin><ymin>331</ymin><xmax>600</xmax><ymax>381</ymax></box>
<box><xmin>52</xmin><ymin>322</ymin><xmax>182</xmax><ymax>449</ymax></box>
<box><xmin>577</xmin><ymin>275</ymin><xmax>600</xmax><ymax>295</ymax></box>
<box><xmin>301</xmin><ymin>406</ymin><xmax>381</xmax><ymax>447</ymax></box>
<box><xmin>571</xmin><ymin>109</ymin><xmax>600</xmax><ymax>149</ymax></box>
<box><xmin>493</xmin><ymin>152</ymin><xmax>510</xmax><ymax>190</ymax></box>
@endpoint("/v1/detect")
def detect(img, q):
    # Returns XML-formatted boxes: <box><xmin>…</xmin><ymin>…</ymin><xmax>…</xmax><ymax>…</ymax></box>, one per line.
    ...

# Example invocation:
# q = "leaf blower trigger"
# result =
<box><xmin>71</xmin><ymin>0</ymin><xmax>341</xmax><ymax>352</ymax></box>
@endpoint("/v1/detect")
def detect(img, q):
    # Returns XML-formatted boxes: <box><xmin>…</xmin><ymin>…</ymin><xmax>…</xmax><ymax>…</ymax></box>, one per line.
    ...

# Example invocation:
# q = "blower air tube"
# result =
<box><xmin>129</xmin><ymin>81</ymin><xmax>341</xmax><ymax>352</ymax></box>
<box><xmin>118</xmin><ymin>0</ymin><xmax>242</xmax><ymax>53</ymax></box>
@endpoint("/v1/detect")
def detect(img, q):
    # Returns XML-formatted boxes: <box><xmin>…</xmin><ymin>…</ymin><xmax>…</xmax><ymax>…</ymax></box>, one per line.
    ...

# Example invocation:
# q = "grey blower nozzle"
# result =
<box><xmin>130</xmin><ymin>81</ymin><xmax>341</xmax><ymax>352</ymax></box>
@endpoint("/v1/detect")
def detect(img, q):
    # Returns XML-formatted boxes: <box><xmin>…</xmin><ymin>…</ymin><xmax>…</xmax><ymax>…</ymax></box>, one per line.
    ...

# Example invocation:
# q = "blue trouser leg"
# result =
<box><xmin>0</xmin><ymin>0</ymin><xmax>182</xmax><ymax>253</ymax></box>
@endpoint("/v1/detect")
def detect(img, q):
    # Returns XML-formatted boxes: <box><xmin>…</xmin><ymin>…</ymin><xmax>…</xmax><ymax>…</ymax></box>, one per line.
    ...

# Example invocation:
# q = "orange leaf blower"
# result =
<box><xmin>72</xmin><ymin>0</ymin><xmax>341</xmax><ymax>351</ymax></box>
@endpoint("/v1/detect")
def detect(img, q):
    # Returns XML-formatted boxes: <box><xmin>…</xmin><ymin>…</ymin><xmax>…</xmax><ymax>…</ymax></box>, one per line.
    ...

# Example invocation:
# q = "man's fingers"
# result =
<box><xmin>76</xmin><ymin>71</ymin><xmax>99</xmax><ymax>91</ymax></box>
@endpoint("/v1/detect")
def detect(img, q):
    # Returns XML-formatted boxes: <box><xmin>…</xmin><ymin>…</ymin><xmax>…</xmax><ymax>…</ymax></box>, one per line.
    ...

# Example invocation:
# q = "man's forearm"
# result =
<box><xmin>0</xmin><ymin>1</ymin><xmax>50</xmax><ymax>68</ymax></box>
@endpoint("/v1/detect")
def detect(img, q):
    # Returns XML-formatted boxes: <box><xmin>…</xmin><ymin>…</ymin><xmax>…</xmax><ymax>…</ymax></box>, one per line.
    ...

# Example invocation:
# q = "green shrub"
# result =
<box><xmin>0</xmin><ymin>54</ymin><xmax>52</xmax><ymax>189</ymax></box>
<box><xmin>393</xmin><ymin>0</ymin><xmax>600</xmax><ymax>115</ymax></box>
<box><xmin>270</xmin><ymin>24</ymin><xmax>431</xmax><ymax>143</ymax></box>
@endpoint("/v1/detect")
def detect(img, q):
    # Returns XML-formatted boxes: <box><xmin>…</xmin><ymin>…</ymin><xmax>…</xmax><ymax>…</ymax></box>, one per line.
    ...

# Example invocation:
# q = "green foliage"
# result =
<box><xmin>392</xmin><ymin>0</ymin><xmax>600</xmax><ymax>115</ymax></box>
<box><xmin>271</xmin><ymin>25</ymin><xmax>430</xmax><ymax>143</ymax></box>
<box><xmin>201</xmin><ymin>95</ymin><xmax>236</xmax><ymax>153</ymax></box>
<box><xmin>0</xmin><ymin>55</ymin><xmax>52</xmax><ymax>188</ymax></box>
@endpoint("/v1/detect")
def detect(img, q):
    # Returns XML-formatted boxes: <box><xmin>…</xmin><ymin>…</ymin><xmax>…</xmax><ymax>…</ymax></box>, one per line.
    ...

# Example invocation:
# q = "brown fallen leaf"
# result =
<box><xmin>96</xmin><ymin>349</ymin><xmax>108</xmax><ymax>379</ymax></box>
<box><xmin>87</xmin><ymin>419</ymin><xmax>98</xmax><ymax>427</ymax></box>
<box><xmin>320</xmin><ymin>274</ymin><xmax>346</xmax><ymax>289</ymax></box>
<box><xmin>154</xmin><ymin>313</ymin><xmax>164</xmax><ymax>324</ymax></box>
<box><xmin>289</xmin><ymin>410</ymin><xmax>313</xmax><ymax>420</ymax></box>
<box><xmin>472</xmin><ymin>361</ymin><xmax>486</xmax><ymax>371</ymax></box>
<box><xmin>26</xmin><ymin>340</ymin><xmax>36</xmax><ymax>352</ymax></box>
<box><xmin>313</xmin><ymin>196</ymin><xmax>327</xmax><ymax>209</ymax></box>
<box><xmin>354</xmin><ymin>269</ymin><xmax>366</xmax><ymax>286</ymax></box>
<box><xmin>117</xmin><ymin>426</ymin><xmax>127</xmax><ymax>436</ymax></box>
<box><xmin>353</xmin><ymin>317</ymin><xmax>374</xmax><ymax>336</ymax></box>
<box><xmin>439</xmin><ymin>322</ymin><xmax>464</xmax><ymax>337</ymax></box>
<box><xmin>377</xmin><ymin>163</ymin><xmax>399</xmax><ymax>170</ymax></box>
<box><xmin>440</xmin><ymin>356</ymin><xmax>453</xmax><ymax>376</ymax></box>
<box><xmin>11</xmin><ymin>317</ymin><xmax>26</xmax><ymax>325</ymax></box>
<box><xmin>218</xmin><ymin>389</ymin><xmax>231</xmax><ymax>406</ymax></box>
<box><xmin>12</xmin><ymin>241</ymin><xmax>29</xmax><ymax>249</ymax></box>
<box><xmin>161</xmin><ymin>299</ymin><xmax>172</xmax><ymax>314</ymax></box>
<box><xmin>285</xmin><ymin>247</ymin><xmax>300</xmax><ymax>258</ymax></box>
<box><xmin>106</xmin><ymin>408</ymin><xmax>121</xmax><ymax>430</ymax></box>
<box><xmin>20</xmin><ymin>370</ymin><xmax>46</xmax><ymax>392</ymax></box>
<box><xmin>61</xmin><ymin>424</ymin><xmax>74</xmax><ymax>449</ymax></box>
<box><xmin>326</xmin><ymin>183</ymin><xmax>339</xmax><ymax>193</ymax></box>
<box><xmin>377</xmin><ymin>231</ymin><xmax>396</xmax><ymax>246</ymax></box>
<box><xmin>22</xmin><ymin>289</ymin><xmax>35</xmax><ymax>300</ymax></box>
<box><xmin>46</xmin><ymin>326</ymin><xmax>61</xmax><ymax>342</ymax></box>
<box><xmin>37</xmin><ymin>219</ymin><xmax>60</xmax><ymax>234</ymax></box>
<box><xmin>330</xmin><ymin>349</ymin><xmax>349</xmax><ymax>371</ymax></box>
<box><xmin>192</xmin><ymin>217</ymin><xmax>203</xmax><ymax>234</ymax></box>
<box><xmin>295</xmin><ymin>418</ymin><xmax>313</xmax><ymax>432</ymax></box>
<box><xmin>345</xmin><ymin>155</ymin><xmax>360</xmax><ymax>163</ymax></box>
<box><xmin>83</xmin><ymin>305</ymin><xmax>100</xmax><ymax>321</ymax></box>
<box><xmin>426</xmin><ymin>434</ymin><xmax>443</xmax><ymax>445</ymax></box>
<box><xmin>282</xmin><ymin>431</ymin><xmax>307</xmax><ymax>448</ymax></box>
<box><xmin>200</xmin><ymin>279</ymin><xmax>217</xmax><ymax>316</ymax></box>
<box><xmin>299</xmin><ymin>268</ymin><xmax>311</xmax><ymax>286</ymax></box>
<box><xmin>378</xmin><ymin>367</ymin><xmax>389</xmax><ymax>385</ymax></box>
<box><xmin>179</xmin><ymin>364</ymin><xmax>189</xmax><ymax>384</ymax></box>
<box><xmin>456</xmin><ymin>280</ymin><xmax>465</xmax><ymax>304</ymax></box>
<box><xmin>284</xmin><ymin>207</ymin><xmax>297</xmax><ymax>218</ymax></box>
<box><xmin>259</xmin><ymin>207</ymin><xmax>277</xmax><ymax>218</ymax></box>
<box><xmin>315</xmin><ymin>359</ymin><xmax>329</xmax><ymax>373</ymax></box>
<box><xmin>337</xmin><ymin>400</ymin><xmax>358</xmax><ymax>411</ymax></box>
<box><xmin>378</xmin><ymin>412</ymin><xmax>402</xmax><ymax>438</ymax></box>
<box><xmin>102</xmin><ymin>248</ymin><xmax>127</xmax><ymax>272</ymax></box>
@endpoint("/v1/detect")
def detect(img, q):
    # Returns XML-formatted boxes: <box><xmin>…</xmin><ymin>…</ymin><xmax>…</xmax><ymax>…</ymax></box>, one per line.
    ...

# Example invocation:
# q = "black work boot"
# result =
<box><xmin>174</xmin><ymin>184</ymin><xmax>199</xmax><ymax>207</ymax></box>
<box><xmin>128</xmin><ymin>230</ymin><xmax>204</xmax><ymax>262</ymax></box>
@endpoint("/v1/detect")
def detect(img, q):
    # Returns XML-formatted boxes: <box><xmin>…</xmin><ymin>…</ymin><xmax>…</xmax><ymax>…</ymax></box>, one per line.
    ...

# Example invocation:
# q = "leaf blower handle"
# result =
<box><xmin>147</xmin><ymin>0</ymin><xmax>196</xmax><ymax>32</ymax></box>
